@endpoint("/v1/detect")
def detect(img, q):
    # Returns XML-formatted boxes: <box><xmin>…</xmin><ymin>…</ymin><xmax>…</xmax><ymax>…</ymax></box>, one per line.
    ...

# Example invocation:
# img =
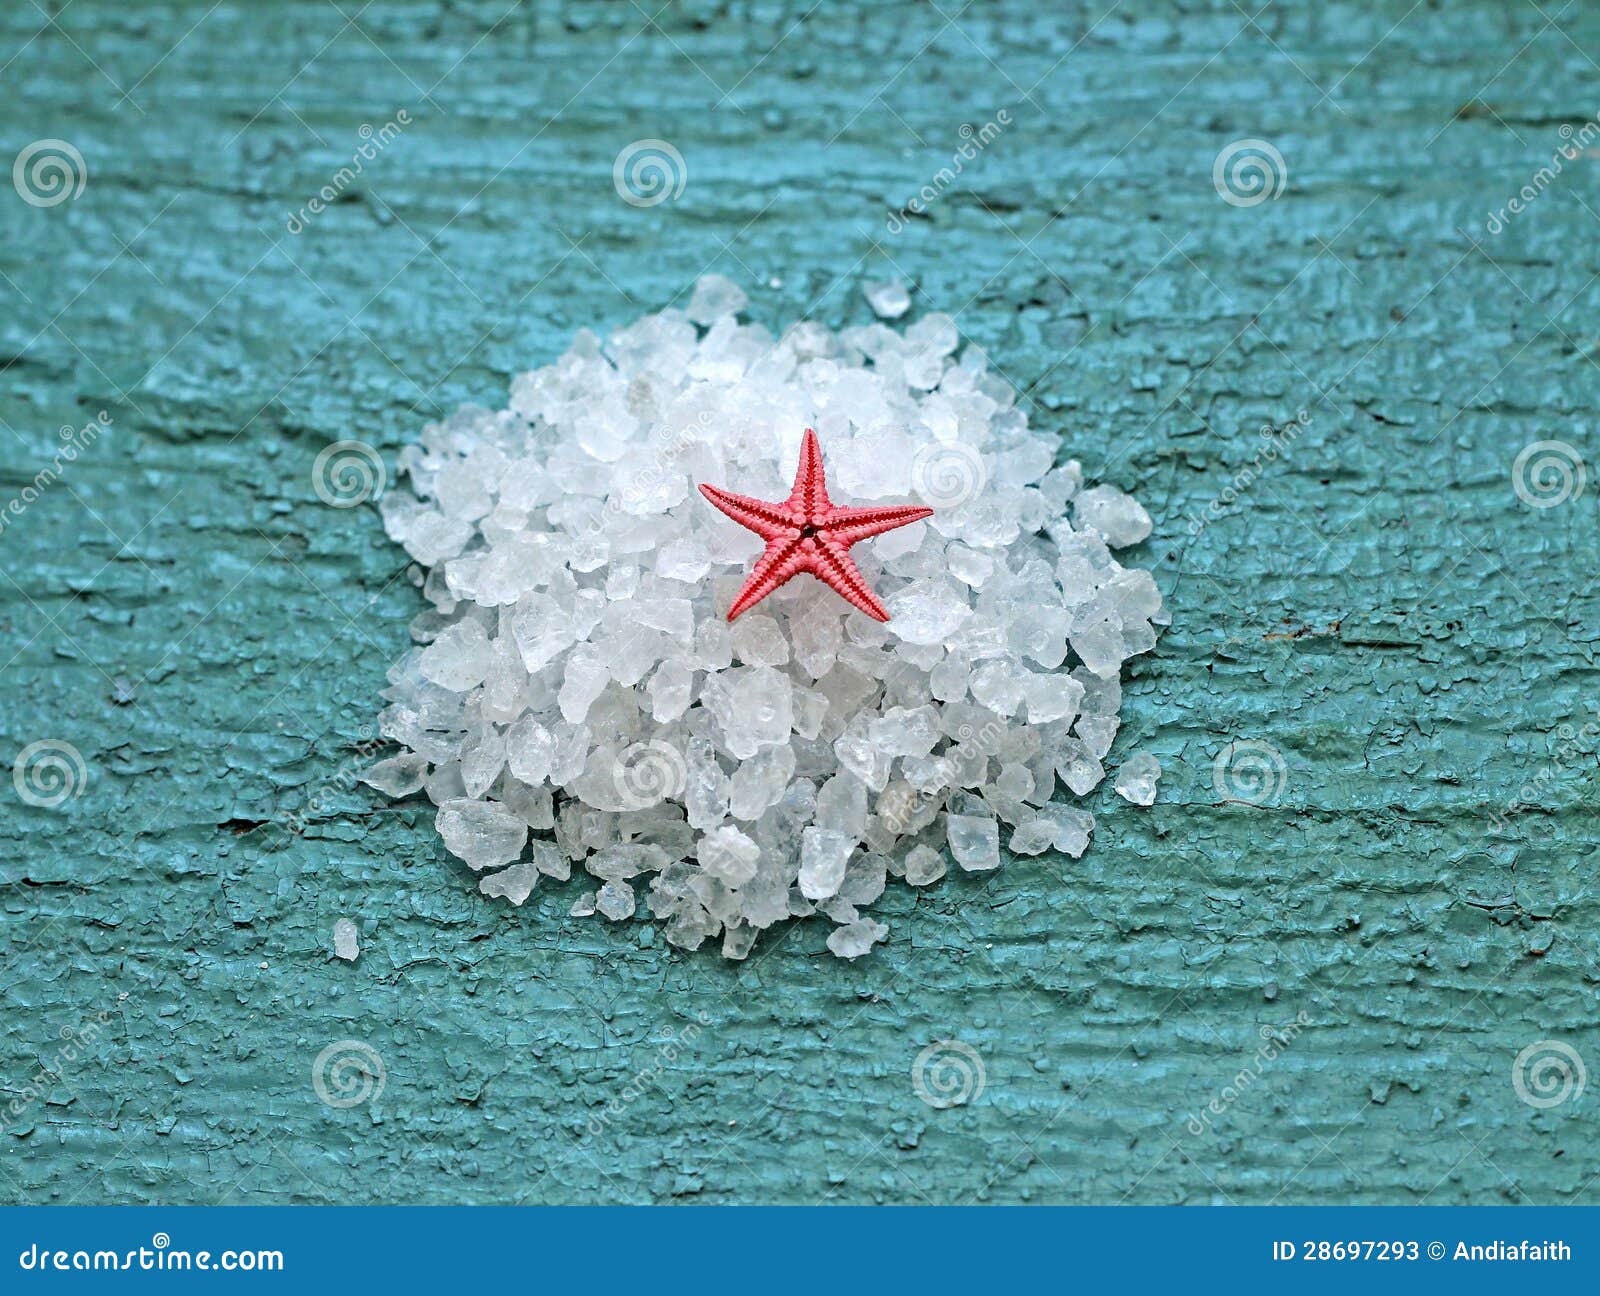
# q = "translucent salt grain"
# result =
<box><xmin>800</xmin><ymin>827</ymin><xmax>855</xmax><ymax>899</ymax></box>
<box><xmin>947</xmin><ymin>812</ymin><xmax>999</xmax><ymax>871</ymax></box>
<box><xmin>361</xmin><ymin>753</ymin><xmax>427</xmax><ymax>797</ymax></box>
<box><xmin>332</xmin><ymin>918</ymin><xmax>360</xmax><ymax>961</ymax></box>
<box><xmin>1074</xmin><ymin>484</ymin><xmax>1152</xmax><ymax>548</ymax></box>
<box><xmin>481</xmin><ymin>861</ymin><xmax>538</xmax><ymax>905</ymax></box>
<box><xmin>366</xmin><ymin>278</ymin><xmax>1162</xmax><ymax>958</ymax></box>
<box><xmin>698</xmin><ymin>825</ymin><xmax>761</xmax><ymax>886</ymax></box>
<box><xmin>419</xmin><ymin>618</ymin><xmax>493</xmax><ymax>690</ymax></box>
<box><xmin>885</xmin><ymin>579</ymin><xmax>970</xmax><ymax>645</ymax></box>
<box><xmin>1114</xmin><ymin>752</ymin><xmax>1161</xmax><ymax>806</ymax></box>
<box><xmin>436</xmin><ymin>798</ymin><xmax>527</xmax><ymax>870</ymax></box>
<box><xmin>687</xmin><ymin>274</ymin><xmax>749</xmax><ymax>325</ymax></box>
<box><xmin>597</xmin><ymin>881</ymin><xmax>635</xmax><ymax>920</ymax></box>
<box><xmin>1010</xmin><ymin>804</ymin><xmax>1094</xmax><ymax>858</ymax></box>
<box><xmin>863</xmin><ymin>279</ymin><xmax>911</xmax><ymax>320</ymax></box>
<box><xmin>827</xmin><ymin>916</ymin><xmax>888</xmax><ymax>958</ymax></box>
<box><xmin>904</xmin><ymin>844</ymin><xmax>946</xmax><ymax>886</ymax></box>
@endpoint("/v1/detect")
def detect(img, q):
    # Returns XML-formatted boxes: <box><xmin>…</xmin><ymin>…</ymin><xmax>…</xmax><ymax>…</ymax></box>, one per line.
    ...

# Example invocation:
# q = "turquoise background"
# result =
<box><xmin>1</xmin><ymin>0</ymin><xmax>1596</xmax><ymax>1204</ymax></box>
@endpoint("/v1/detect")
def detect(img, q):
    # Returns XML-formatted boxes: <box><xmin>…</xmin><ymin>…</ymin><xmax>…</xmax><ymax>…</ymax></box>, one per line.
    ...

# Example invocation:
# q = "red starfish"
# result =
<box><xmin>699</xmin><ymin>428</ymin><xmax>934</xmax><ymax>622</ymax></box>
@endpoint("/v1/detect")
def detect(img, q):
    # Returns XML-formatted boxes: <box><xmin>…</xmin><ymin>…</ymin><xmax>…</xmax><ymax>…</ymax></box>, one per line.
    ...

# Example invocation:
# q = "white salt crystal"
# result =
<box><xmin>698</xmin><ymin>825</ymin><xmax>761</xmax><ymax>886</ymax></box>
<box><xmin>799</xmin><ymin>827</ymin><xmax>855</xmax><ymax>899</ymax></box>
<box><xmin>419</xmin><ymin>619</ymin><xmax>492</xmax><ymax>690</ymax></box>
<box><xmin>530</xmin><ymin>839</ymin><xmax>569</xmax><ymax>880</ymax></box>
<box><xmin>728</xmin><ymin>744</ymin><xmax>795</xmax><ymax>820</ymax></box>
<box><xmin>332</xmin><ymin>918</ymin><xmax>360</xmax><ymax>961</ymax></box>
<box><xmin>435</xmin><ymin>798</ymin><xmax>527</xmax><ymax>870</ymax></box>
<box><xmin>1022</xmin><ymin>672</ymin><xmax>1083</xmax><ymax>724</ymax></box>
<box><xmin>947</xmin><ymin>812</ymin><xmax>1000</xmax><ymax>871</ymax></box>
<box><xmin>480</xmin><ymin>861</ymin><xmax>538</xmax><ymax>905</ymax></box>
<box><xmin>1052</xmin><ymin>737</ymin><xmax>1105</xmax><ymax>796</ymax></box>
<box><xmin>1076</xmin><ymin>715</ymin><xmax>1120</xmax><ymax>760</ymax></box>
<box><xmin>1074</xmin><ymin>484</ymin><xmax>1152</xmax><ymax>548</ymax></box>
<box><xmin>946</xmin><ymin>543</ymin><xmax>993</xmax><ymax>588</ymax></box>
<box><xmin>558</xmin><ymin>645</ymin><xmax>610</xmax><ymax>723</ymax></box>
<box><xmin>995</xmin><ymin>762</ymin><xmax>1034</xmax><ymax>800</ymax></box>
<box><xmin>904</xmin><ymin>844</ymin><xmax>946</xmax><ymax>885</ymax></box>
<box><xmin>597</xmin><ymin>881</ymin><xmax>635</xmax><ymax>920</ymax></box>
<box><xmin>1010</xmin><ymin>804</ymin><xmax>1095</xmax><ymax>858</ymax></box>
<box><xmin>1114</xmin><ymin>752</ymin><xmax>1161</xmax><ymax>806</ymax></box>
<box><xmin>885</xmin><ymin>579</ymin><xmax>970</xmax><ymax>645</ymax></box>
<box><xmin>506</xmin><ymin>715</ymin><xmax>556</xmax><ymax>785</ymax></box>
<box><xmin>361</xmin><ymin>753</ymin><xmax>428</xmax><ymax>797</ymax></box>
<box><xmin>827</xmin><ymin>916</ymin><xmax>888</xmax><ymax>958</ymax></box>
<box><xmin>731</xmin><ymin>615</ymin><xmax>790</xmax><ymax>666</ymax></box>
<box><xmin>364</xmin><ymin>285</ymin><xmax>1161</xmax><ymax>958</ymax></box>
<box><xmin>687</xmin><ymin>274</ymin><xmax>749</xmax><ymax>325</ymax></box>
<box><xmin>722</xmin><ymin>923</ymin><xmax>759</xmax><ymax>959</ymax></box>
<box><xmin>863</xmin><ymin>279</ymin><xmax>911</xmax><ymax>320</ymax></box>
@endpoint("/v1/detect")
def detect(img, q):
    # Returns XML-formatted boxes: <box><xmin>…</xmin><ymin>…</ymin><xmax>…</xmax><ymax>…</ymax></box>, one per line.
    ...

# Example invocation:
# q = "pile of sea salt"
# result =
<box><xmin>362</xmin><ymin>277</ymin><xmax>1164</xmax><ymax>959</ymax></box>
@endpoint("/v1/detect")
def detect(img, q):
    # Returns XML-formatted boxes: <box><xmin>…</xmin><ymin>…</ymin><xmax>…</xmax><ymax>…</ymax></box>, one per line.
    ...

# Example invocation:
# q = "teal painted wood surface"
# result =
<box><xmin>2</xmin><ymin>0</ymin><xmax>1597</xmax><ymax>1204</ymax></box>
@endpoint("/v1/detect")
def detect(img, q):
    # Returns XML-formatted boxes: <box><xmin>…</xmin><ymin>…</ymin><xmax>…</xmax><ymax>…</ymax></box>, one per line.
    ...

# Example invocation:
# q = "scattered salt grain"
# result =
<box><xmin>827</xmin><ymin>916</ymin><xmax>888</xmax><ymax>959</ymax></box>
<box><xmin>361</xmin><ymin>752</ymin><xmax>428</xmax><ymax>797</ymax></box>
<box><xmin>367</xmin><ymin>278</ymin><xmax>1163</xmax><ymax>958</ymax></box>
<box><xmin>480</xmin><ymin>861</ymin><xmax>538</xmax><ymax>905</ymax></box>
<box><xmin>863</xmin><ymin>279</ymin><xmax>911</xmax><ymax>320</ymax></box>
<box><xmin>333</xmin><ymin>918</ymin><xmax>360</xmax><ymax>961</ymax></box>
<box><xmin>1010</xmin><ymin>804</ymin><xmax>1095</xmax><ymax>858</ymax></box>
<box><xmin>1074</xmin><ymin>484</ymin><xmax>1152</xmax><ymax>548</ymax></box>
<box><xmin>1114</xmin><ymin>752</ymin><xmax>1161</xmax><ymax>806</ymax></box>
<box><xmin>597</xmin><ymin>881</ymin><xmax>636</xmax><ymax>920</ymax></box>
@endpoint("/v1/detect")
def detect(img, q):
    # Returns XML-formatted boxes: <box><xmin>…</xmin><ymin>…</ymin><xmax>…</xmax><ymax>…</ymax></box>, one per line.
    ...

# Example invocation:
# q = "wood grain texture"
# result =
<box><xmin>1</xmin><ymin>0</ymin><xmax>1596</xmax><ymax>1204</ymax></box>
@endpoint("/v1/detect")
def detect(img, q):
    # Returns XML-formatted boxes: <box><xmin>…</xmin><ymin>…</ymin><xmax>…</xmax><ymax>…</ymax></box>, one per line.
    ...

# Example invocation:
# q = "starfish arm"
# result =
<box><xmin>813</xmin><ymin>538</ymin><xmax>890</xmax><ymax>622</ymax></box>
<box><xmin>823</xmin><ymin>502</ymin><xmax>935</xmax><ymax>547</ymax></box>
<box><xmin>784</xmin><ymin>427</ymin><xmax>831</xmax><ymax>516</ymax></box>
<box><xmin>726</xmin><ymin>535</ymin><xmax>807</xmax><ymax>621</ymax></box>
<box><xmin>698</xmin><ymin>483</ymin><xmax>796</xmax><ymax>541</ymax></box>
